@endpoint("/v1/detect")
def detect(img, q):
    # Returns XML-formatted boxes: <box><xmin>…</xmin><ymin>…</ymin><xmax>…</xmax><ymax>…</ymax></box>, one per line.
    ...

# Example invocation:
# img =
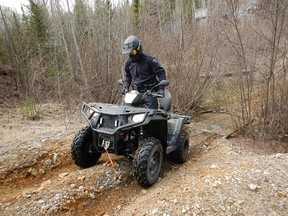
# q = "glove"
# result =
<box><xmin>158</xmin><ymin>89</ymin><xmax>165</xmax><ymax>97</ymax></box>
<box><xmin>121</xmin><ymin>88</ymin><xmax>128</xmax><ymax>95</ymax></box>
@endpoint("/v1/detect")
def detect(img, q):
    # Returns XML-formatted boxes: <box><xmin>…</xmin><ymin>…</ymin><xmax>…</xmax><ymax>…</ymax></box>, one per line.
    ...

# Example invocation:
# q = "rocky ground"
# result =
<box><xmin>0</xmin><ymin>102</ymin><xmax>287</xmax><ymax>216</ymax></box>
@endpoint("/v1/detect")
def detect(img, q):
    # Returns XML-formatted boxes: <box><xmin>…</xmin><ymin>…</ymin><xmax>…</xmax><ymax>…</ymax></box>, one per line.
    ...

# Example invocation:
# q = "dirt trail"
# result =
<box><xmin>0</xmin><ymin>104</ymin><xmax>287</xmax><ymax>216</ymax></box>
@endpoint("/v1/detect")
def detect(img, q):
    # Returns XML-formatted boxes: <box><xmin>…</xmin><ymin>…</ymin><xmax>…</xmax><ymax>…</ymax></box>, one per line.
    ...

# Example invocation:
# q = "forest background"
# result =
<box><xmin>0</xmin><ymin>0</ymin><xmax>288</xmax><ymax>142</ymax></box>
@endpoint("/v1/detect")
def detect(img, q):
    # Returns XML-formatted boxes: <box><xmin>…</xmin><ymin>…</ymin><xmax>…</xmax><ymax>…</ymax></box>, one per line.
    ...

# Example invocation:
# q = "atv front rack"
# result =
<box><xmin>81</xmin><ymin>102</ymin><xmax>167</xmax><ymax>135</ymax></box>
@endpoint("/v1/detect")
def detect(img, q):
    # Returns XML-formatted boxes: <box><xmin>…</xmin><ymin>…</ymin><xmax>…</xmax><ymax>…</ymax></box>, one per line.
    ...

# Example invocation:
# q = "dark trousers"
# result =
<box><xmin>143</xmin><ymin>95</ymin><xmax>158</xmax><ymax>109</ymax></box>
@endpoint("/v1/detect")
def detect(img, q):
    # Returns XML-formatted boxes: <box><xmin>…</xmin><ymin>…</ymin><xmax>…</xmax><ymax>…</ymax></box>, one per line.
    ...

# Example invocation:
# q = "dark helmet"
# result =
<box><xmin>121</xmin><ymin>35</ymin><xmax>143</xmax><ymax>56</ymax></box>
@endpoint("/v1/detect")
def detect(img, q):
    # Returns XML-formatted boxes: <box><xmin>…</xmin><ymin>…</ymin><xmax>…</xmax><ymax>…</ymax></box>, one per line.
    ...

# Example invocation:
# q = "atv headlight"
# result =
<box><xmin>89</xmin><ymin>108</ymin><xmax>99</xmax><ymax>118</ymax></box>
<box><xmin>131</xmin><ymin>113</ymin><xmax>146</xmax><ymax>123</ymax></box>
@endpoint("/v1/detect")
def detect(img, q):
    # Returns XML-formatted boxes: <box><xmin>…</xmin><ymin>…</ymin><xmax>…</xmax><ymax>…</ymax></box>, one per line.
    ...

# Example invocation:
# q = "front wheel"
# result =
<box><xmin>132</xmin><ymin>137</ymin><xmax>163</xmax><ymax>187</ymax></box>
<box><xmin>71</xmin><ymin>126</ymin><xmax>102</xmax><ymax>168</ymax></box>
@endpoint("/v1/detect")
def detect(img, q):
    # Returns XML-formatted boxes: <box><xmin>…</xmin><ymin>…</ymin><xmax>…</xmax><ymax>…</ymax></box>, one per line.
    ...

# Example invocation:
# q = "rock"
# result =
<box><xmin>89</xmin><ymin>193</ymin><xmax>96</xmax><ymax>199</ymax></box>
<box><xmin>219</xmin><ymin>138</ymin><xmax>228</xmax><ymax>145</ymax></box>
<box><xmin>78</xmin><ymin>186</ymin><xmax>84</xmax><ymax>191</ymax></box>
<box><xmin>141</xmin><ymin>189</ymin><xmax>147</xmax><ymax>195</ymax></box>
<box><xmin>211</xmin><ymin>180</ymin><xmax>222</xmax><ymax>188</ymax></box>
<box><xmin>151</xmin><ymin>208</ymin><xmax>159</xmax><ymax>214</ymax></box>
<box><xmin>276</xmin><ymin>191</ymin><xmax>287</xmax><ymax>197</ymax></box>
<box><xmin>182</xmin><ymin>206</ymin><xmax>190</xmax><ymax>214</ymax></box>
<box><xmin>37</xmin><ymin>200</ymin><xmax>45</xmax><ymax>204</ymax></box>
<box><xmin>59</xmin><ymin>172</ymin><xmax>69</xmax><ymax>178</ymax></box>
<box><xmin>233</xmin><ymin>202</ymin><xmax>242</xmax><ymax>209</ymax></box>
<box><xmin>211</xmin><ymin>164</ymin><xmax>218</xmax><ymax>169</ymax></box>
<box><xmin>39</xmin><ymin>169</ymin><xmax>45</xmax><ymax>174</ymax></box>
<box><xmin>238</xmin><ymin>200</ymin><xmax>245</xmax><ymax>205</ymax></box>
<box><xmin>224</xmin><ymin>176</ymin><xmax>230</xmax><ymax>181</ymax></box>
<box><xmin>61</xmin><ymin>204</ymin><xmax>70</xmax><ymax>210</ymax></box>
<box><xmin>77</xmin><ymin>176</ymin><xmax>86</xmax><ymax>182</ymax></box>
<box><xmin>53</xmin><ymin>153</ymin><xmax>58</xmax><ymax>163</ymax></box>
<box><xmin>22</xmin><ymin>192</ymin><xmax>32</xmax><ymax>198</ymax></box>
<box><xmin>219</xmin><ymin>205</ymin><xmax>226</xmax><ymax>212</ymax></box>
<box><xmin>173</xmin><ymin>199</ymin><xmax>178</xmax><ymax>204</ymax></box>
<box><xmin>40</xmin><ymin>180</ymin><xmax>52</xmax><ymax>189</ymax></box>
<box><xmin>44</xmin><ymin>159</ymin><xmax>52</xmax><ymax>166</ymax></box>
<box><xmin>248</xmin><ymin>183</ymin><xmax>259</xmax><ymax>191</ymax></box>
<box><xmin>263</xmin><ymin>170</ymin><xmax>270</xmax><ymax>175</ymax></box>
<box><xmin>28</xmin><ymin>168</ymin><xmax>38</xmax><ymax>176</ymax></box>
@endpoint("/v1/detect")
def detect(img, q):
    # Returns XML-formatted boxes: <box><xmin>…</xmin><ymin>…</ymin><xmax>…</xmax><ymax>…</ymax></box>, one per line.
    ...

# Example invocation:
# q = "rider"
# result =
<box><xmin>121</xmin><ymin>35</ymin><xmax>167</xmax><ymax>109</ymax></box>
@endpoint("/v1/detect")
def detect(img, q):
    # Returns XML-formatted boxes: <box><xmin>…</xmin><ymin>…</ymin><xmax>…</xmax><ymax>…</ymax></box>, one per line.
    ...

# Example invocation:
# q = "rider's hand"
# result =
<box><xmin>158</xmin><ymin>89</ymin><xmax>165</xmax><ymax>97</ymax></box>
<box><xmin>121</xmin><ymin>88</ymin><xmax>128</xmax><ymax>95</ymax></box>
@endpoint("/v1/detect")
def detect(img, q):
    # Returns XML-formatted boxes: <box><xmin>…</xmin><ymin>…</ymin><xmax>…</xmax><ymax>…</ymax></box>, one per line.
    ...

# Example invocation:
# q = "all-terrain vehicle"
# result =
<box><xmin>71</xmin><ymin>80</ymin><xmax>190</xmax><ymax>187</ymax></box>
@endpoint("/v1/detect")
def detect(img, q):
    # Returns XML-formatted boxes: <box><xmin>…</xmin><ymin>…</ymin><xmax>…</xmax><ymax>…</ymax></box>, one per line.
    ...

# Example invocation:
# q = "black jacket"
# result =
<box><xmin>124</xmin><ymin>52</ymin><xmax>166</xmax><ymax>90</ymax></box>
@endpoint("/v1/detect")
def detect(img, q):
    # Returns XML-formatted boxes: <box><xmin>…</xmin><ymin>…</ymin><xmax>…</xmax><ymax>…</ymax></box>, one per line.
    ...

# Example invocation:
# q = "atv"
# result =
<box><xmin>71</xmin><ymin>80</ymin><xmax>190</xmax><ymax>187</ymax></box>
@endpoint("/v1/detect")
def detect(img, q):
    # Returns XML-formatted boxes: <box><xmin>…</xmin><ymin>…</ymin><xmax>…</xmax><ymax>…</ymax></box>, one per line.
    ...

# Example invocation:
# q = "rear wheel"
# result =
<box><xmin>169</xmin><ymin>130</ymin><xmax>189</xmax><ymax>164</ymax></box>
<box><xmin>133</xmin><ymin>137</ymin><xmax>163</xmax><ymax>187</ymax></box>
<box><xmin>71</xmin><ymin>126</ymin><xmax>102</xmax><ymax>168</ymax></box>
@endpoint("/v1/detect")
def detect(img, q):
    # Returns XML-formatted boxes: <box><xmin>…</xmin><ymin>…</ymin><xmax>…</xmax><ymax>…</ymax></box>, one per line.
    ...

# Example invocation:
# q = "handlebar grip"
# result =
<box><xmin>151</xmin><ymin>93</ymin><xmax>164</xmax><ymax>98</ymax></box>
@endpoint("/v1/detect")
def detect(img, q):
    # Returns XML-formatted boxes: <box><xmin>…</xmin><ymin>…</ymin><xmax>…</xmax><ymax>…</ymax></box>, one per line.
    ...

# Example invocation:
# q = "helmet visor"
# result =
<box><xmin>122</xmin><ymin>42</ymin><xmax>134</xmax><ymax>54</ymax></box>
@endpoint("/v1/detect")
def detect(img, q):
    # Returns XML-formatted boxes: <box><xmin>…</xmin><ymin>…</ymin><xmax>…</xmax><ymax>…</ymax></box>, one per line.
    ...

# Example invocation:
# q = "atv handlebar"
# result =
<box><xmin>118</xmin><ymin>79</ymin><xmax>169</xmax><ymax>95</ymax></box>
<box><xmin>119</xmin><ymin>79</ymin><xmax>169</xmax><ymax>107</ymax></box>
<box><xmin>141</xmin><ymin>80</ymin><xmax>168</xmax><ymax>98</ymax></box>
<box><xmin>145</xmin><ymin>91</ymin><xmax>164</xmax><ymax>98</ymax></box>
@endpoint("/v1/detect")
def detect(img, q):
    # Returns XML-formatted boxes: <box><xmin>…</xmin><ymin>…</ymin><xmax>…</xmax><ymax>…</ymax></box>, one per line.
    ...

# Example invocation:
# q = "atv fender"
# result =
<box><xmin>166</xmin><ymin>117</ymin><xmax>186</xmax><ymax>154</ymax></box>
